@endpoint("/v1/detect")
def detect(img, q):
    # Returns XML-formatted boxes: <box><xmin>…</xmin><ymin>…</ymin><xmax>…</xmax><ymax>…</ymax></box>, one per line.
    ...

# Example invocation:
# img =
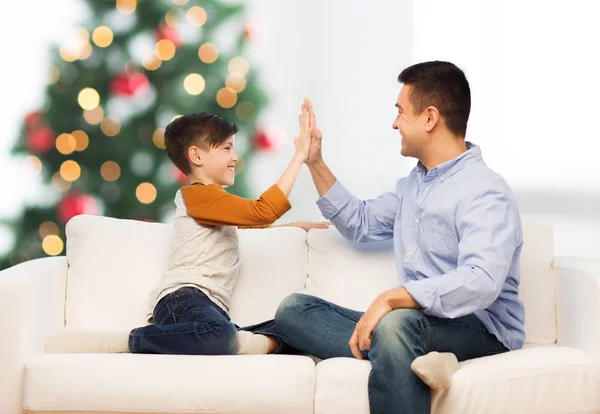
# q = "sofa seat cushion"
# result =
<box><xmin>313</xmin><ymin>346</ymin><xmax>600</xmax><ymax>414</ymax></box>
<box><xmin>23</xmin><ymin>354</ymin><xmax>315</xmax><ymax>414</ymax></box>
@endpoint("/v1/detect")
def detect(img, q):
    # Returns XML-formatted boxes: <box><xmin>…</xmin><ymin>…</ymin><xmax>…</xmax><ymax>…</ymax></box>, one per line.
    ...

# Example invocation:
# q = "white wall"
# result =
<box><xmin>0</xmin><ymin>0</ymin><xmax>599</xmax><ymax>259</ymax></box>
<box><xmin>412</xmin><ymin>0</ymin><xmax>600</xmax><ymax>192</ymax></box>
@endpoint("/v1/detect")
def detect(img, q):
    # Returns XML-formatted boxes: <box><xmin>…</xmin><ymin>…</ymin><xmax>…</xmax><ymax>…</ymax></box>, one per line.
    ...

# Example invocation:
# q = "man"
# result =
<box><xmin>274</xmin><ymin>61</ymin><xmax>525</xmax><ymax>414</ymax></box>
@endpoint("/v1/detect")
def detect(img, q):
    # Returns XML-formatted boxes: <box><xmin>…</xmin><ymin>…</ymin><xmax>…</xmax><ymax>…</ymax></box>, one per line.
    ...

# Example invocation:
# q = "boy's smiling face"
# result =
<box><xmin>192</xmin><ymin>135</ymin><xmax>238</xmax><ymax>187</ymax></box>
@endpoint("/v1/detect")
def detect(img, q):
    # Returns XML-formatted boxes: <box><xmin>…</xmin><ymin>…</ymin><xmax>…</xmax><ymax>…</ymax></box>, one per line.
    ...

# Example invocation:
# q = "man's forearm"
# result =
<box><xmin>383</xmin><ymin>287</ymin><xmax>421</xmax><ymax>310</ymax></box>
<box><xmin>307</xmin><ymin>159</ymin><xmax>336</xmax><ymax>197</ymax></box>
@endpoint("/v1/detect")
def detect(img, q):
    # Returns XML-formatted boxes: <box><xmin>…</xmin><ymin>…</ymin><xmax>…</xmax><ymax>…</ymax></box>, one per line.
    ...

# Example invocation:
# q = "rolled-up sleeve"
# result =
<box><xmin>403</xmin><ymin>190</ymin><xmax>522</xmax><ymax>318</ymax></box>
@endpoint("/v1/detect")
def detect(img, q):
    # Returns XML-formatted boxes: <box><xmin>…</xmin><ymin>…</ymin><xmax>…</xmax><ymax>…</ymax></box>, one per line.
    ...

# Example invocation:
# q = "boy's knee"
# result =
<box><xmin>216</xmin><ymin>322</ymin><xmax>238</xmax><ymax>355</ymax></box>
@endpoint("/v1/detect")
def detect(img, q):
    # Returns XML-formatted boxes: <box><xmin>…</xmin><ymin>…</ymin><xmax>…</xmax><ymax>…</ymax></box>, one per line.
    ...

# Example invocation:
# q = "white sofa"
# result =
<box><xmin>1</xmin><ymin>214</ymin><xmax>599</xmax><ymax>414</ymax></box>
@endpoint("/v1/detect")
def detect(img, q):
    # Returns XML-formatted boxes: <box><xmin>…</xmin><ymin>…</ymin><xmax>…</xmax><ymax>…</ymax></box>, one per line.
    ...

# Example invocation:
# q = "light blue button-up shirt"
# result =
<box><xmin>316</xmin><ymin>143</ymin><xmax>525</xmax><ymax>351</ymax></box>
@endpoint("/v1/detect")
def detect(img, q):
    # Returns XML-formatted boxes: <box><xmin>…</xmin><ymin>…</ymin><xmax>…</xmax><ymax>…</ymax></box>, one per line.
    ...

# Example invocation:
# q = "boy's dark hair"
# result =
<box><xmin>398</xmin><ymin>61</ymin><xmax>471</xmax><ymax>137</ymax></box>
<box><xmin>164</xmin><ymin>113</ymin><xmax>239</xmax><ymax>175</ymax></box>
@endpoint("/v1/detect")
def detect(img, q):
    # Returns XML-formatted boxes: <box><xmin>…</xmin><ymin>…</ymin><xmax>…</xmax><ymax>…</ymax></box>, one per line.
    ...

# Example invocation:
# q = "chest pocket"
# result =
<box><xmin>419</xmin><ymin>210</ymin><xmax>459</xmax><ymax>261</ymax></box>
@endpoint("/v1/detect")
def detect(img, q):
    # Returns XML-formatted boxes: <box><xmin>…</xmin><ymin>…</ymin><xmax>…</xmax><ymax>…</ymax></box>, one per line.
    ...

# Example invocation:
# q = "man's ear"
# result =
<box><xmin>188</xmin><ymin>145</ymin><xmax>203</xmax><ymax>168</ymax></box>
<box><xmin>423</xmin><ymin>106</ymin><xmax>440</xmax><ymax>132</ymax></box>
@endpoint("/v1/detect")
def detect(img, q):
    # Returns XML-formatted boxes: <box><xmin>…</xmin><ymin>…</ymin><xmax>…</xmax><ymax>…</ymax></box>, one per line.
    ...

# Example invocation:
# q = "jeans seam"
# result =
<box><xmin>133</xmin><ymin>322</ymin><xmax>234</xmax><ymax>339</ymax></box>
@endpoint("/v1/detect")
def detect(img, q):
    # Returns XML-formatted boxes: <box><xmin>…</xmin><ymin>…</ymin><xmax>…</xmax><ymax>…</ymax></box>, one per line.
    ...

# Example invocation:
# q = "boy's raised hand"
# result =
<box><xmin>293</xmin><ymin>98</ymin><xmax>311</xmax><ymax>162</ymax></box>
<box><xmin>305</xmin><ymin>99</ymin><xmax>323</xmax><ymax>165</ymax></box>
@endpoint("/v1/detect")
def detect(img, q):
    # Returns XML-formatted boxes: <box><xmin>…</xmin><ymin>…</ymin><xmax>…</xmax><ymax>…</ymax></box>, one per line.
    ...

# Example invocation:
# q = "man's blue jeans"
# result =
<box><xmin>275</xmin><ymin>293</ymin><xmax>508</xmax><ymax>414</ymax></box>
<box><xmin>129</xmin><ymin>287</ymin><xmax>292</xmax><ymax>355</ymax></box>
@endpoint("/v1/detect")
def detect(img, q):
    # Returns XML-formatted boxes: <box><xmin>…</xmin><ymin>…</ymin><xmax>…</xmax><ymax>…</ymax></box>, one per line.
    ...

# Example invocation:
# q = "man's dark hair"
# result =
<box><xmin>398</xmin><ymin>61</ymin><xmax>471</xmax><ymax>137</ymax></box>
<box><xmin>164</xmin><ymin>113</ymin><xmax>239</xmax><ymax>175</ymax></box>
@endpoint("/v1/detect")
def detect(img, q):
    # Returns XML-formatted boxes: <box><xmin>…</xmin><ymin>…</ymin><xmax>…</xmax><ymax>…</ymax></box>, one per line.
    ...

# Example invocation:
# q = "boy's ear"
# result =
<box><xmin>188</xmin><ymin>145</ymin><xmax>203</xmax><ymax>167</ymax></box>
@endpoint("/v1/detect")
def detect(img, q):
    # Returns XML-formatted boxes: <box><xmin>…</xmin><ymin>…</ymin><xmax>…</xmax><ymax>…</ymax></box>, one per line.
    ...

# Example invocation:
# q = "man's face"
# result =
<box><xmin>392</xmin><ymin>85</ymin><xmax>423</xmax><ymax>158</ymax></box>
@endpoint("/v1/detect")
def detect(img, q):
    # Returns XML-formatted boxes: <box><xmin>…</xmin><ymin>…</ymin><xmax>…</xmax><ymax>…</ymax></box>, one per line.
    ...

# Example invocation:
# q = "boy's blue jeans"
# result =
<box><xmin>129</xmin><ymin>287</ymin><xmax>292</xmax><ymax>355</ymax></box>
<box><xmin>274</xmin><ymin>293</ymin><xmax>508</xmax><ymax>414</ymax></box>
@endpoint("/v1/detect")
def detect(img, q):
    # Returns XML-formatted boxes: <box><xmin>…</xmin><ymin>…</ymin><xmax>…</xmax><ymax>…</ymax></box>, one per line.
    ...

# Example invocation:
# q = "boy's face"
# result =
<box><xmin>198</xmin><ymin>135</ymin><xmax>238</xmax><ymax>187</ymax></box>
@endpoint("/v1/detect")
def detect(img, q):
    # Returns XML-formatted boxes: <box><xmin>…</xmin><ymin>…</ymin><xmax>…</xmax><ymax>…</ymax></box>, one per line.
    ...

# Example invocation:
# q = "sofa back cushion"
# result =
<box><xmin>65</xmin><ymin>215</ymin><xmax>308</xmax><ymax>330</ymax></box>
<box><xmin>304</xmin><ymin>215</ymin><xmax>557</xmax><ymax>345</ymax></box>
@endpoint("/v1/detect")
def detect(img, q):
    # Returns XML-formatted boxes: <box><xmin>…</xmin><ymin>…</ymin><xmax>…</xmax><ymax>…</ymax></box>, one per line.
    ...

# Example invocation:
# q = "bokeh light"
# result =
<box><xmin>165</xmin><ymin>9</ymin><xmax>179</xmax><ymax>27</ymax></box>
<box><xmin>56</xmin><ymin>133</ymin><xmax>77</xmax><ymax>155</ymax></box>
<box><xmin>235</xmin><ymin>101</ymin><xmax>256</xmax><ymax>121</ymax></box>
<box><xmin>42</xmin><ymin>235</ymin><xmax>64</xmax><ymax>256</ymax></box>
<box><xmin>92</xmin><ymin>26</ymin><xmax>114</xmax><ymax>48</ymax></box>
<box><xmin>39</xmin><ymin>221</ymin><xmax>60</xmax><ymax>238</ymax></box>
<box><xmin>156</xmin><ymin>39</ymin><xmax>176</xmax><ymax>60</ymax></box>
<box><xmin>153</xmin><ymin>128</ymin><xmax>166</xmax><ymax>149</ymax></box>
<box><xmin>49</xmin><ymin>65</ymin><xmax>60</xmax><ymax>85</ymax></box>
<box><xmin>71</xmin><ymin>130</ymin><xmax>90</xmax><ymax>151</ymax></box>
<box><xmin>60</xmin><ymin>160</ymin><xmax>82</xmax><ymax>182</ymax></box>
<box><xmin>101</xmin><ymin>161</ymin><xmax>121</xmax><ymax>182</ymax></box>
<box><xmin>183</xmin><ymin>73</ymin><xmax>205</xmax><ymax>95</ymax></box>
<box><xmin>24</xmin><ymin>156</ymin><xmax>43</xmax><ymax>176</ymax></box>
<box><xmin>79</xmin><ymin>43</ymin><xmax>93</xmax><ymax>60</ymax></box>
<box><xmin>52</xmin><ymin>172</ymin><xmax>72</xmax><ymax>192</ymax></box>
<box><xmin>142</xmin><ymin>55</ymin><xmax>162</xmax><ymax>71</ymax></box>
<box><xmin>101</xmin><ymin>117</ymin><xmax>121</xmax><ymax>136</ymax></box>
<box><xmin>216</xmin><ymin>87</ymin><xmax>237</xmax><ymax>108</ymax></box>
<box><xmin>59</xmin><ymin>47</ymin><xmax>78</xmax><ymax>63</ymax></box>
<box><xmin>116</xmin><ymin>0</ymin><xmax>137</xmax><ymax>15</ymax></box>
<box><xmin>83</xmin><ymin>106</ymin><xmax>104</xmax><ymax>124</ymax></box>
<box><xmin>136</xmin><ymin>182</ymin><xmax>157</xmax><ymax>204</ymax></box>
<box><xmin>226</xmin><ymin>74</ymin><xmax>246</xmax><ymax>93</ymax></box>
<box><xmin>228</xmin><ymin>57</ymin><xmax>249</xmax><ymax>76</ymax></box>
<box><xmin>198</xmin><ymin>42</ymin><xmax>219</xmax><ymax>64</ymax></box>
<box><xmin>186</xmin><ymin>6</ymin><xmax>207</xmax><ymax>27</ymax></box>
<box><xmin>172</xmin><ymin>0</ymin><xmax>189</xmax><ymax>5</ymax></box>
<box><xmin>78</xmin><ymin>88</ymin><xmax>100</xmax><ymax>110</ymax></box>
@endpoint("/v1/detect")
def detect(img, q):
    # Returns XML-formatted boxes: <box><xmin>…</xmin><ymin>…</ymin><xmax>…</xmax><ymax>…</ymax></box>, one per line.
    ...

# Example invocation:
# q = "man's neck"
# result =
<box><xmin>418</xmin><ymin>138</ymin><xmax>468</xmax><ymax>171</ymax></box>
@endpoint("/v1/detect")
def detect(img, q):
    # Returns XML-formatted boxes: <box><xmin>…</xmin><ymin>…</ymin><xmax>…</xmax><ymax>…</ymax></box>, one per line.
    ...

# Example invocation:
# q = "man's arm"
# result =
<box><xmin>402</xmin><ymin>190</ymin><xmax>522</xmax><ymax>318</ymax></box>
<box><xmin>349</xmin><ymin>190</ymin><xmax>521</xmax><ymax>357</ymax></box>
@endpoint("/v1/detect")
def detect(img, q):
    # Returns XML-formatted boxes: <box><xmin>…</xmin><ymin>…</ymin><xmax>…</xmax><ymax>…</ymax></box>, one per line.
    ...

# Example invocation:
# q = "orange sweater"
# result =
<box><xmin>180</xmin><ymin>183</ymin><xmax>292</xmax><ymax>228</ymax></box>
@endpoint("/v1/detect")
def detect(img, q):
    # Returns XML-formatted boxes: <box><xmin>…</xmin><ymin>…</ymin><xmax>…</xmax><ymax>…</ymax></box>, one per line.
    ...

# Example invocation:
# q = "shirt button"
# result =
<box><xmin>407</xmin><ymin>250</ymin><xmax>413</xmax><ymax>256</ymax></box>
<box><xmin>414</xmin><ymin>218</ymin><xmax>420</xmax><ymax>224</ymax></box>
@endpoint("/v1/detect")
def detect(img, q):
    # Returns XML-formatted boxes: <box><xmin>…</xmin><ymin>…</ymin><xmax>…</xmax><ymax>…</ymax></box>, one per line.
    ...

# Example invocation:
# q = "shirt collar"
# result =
<box><xmin>416</xmin><ymin>141</ymin><xmax>481</xmax><ymax>180</ymax></box>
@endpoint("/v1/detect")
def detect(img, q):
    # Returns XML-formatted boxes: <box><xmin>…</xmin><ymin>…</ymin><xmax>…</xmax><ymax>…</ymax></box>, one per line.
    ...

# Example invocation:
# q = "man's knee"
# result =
<box><xmin>275</xmin><ymin>293</ymin><xmax>315</xmax><ymax>324</ymax></box>
<box><xmin>372</xmin><ymin>309</ymin><xmax>426</xmax><ymax>349</ymax></box>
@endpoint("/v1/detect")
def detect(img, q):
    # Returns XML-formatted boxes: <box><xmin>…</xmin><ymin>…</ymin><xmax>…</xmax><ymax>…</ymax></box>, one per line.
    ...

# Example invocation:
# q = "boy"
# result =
<box><xmin>46</xmin><ymin>99</ymin><xmax>327</xmax><ymax>355</ymax></box>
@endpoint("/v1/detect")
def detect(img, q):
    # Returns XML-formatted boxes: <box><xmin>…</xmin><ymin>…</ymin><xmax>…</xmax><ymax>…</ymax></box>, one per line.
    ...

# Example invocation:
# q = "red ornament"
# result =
<box><xmin>156</xmin><ymin>25</ymin><xmax>181</xmax><ymax>48</ymax></box>
<box><xmin>110</xmin><ymin>72</ymin><xmax>150</xmax><ymax>96</ymax></box>
<box><xmin>26</xmin><ymin>126</ymin><xmax>55</xmax><ymax>154</ymax></box>
<box><xmin>172</xmin><ymin>166</ymin><xmax>188</xmax><ymax>184</ymax></box>
<box><xmin>243</xmin><ymin>23</ymin><xmax>259</xmax><ymax>41</ymax></box>
<box><xmin>24</xmin><ymin>111</ymin><xmax>42</xmax><ymax>127</ymax></box>
<box><xmin>57</xmin><ymin>193</ymin><xmax>98</xmax><ymax>223</ymax></box>
<box><xmin>253</xmin><ymin>128</ymin><xmax>282</xmax><ymax>151</ymax></box>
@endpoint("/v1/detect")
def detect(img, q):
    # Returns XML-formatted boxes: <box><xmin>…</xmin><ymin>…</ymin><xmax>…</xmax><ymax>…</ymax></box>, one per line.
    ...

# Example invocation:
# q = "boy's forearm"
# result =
<box><xmin>276</xmin><ymin>155</ymin><xmax>305</xmax><ymax>196</ymax></box>
<box><xmin>308</xmin><ymin>159</ymin><xmax>336</xmax><ymax>197</ymax></box>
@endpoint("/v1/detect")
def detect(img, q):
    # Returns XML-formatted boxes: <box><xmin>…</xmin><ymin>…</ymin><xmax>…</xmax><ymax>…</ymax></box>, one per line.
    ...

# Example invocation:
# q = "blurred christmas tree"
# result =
<box><xmin>1</xmin><ymin>0</ymin><xmax>280</xmax><ymax>269</ymax></box>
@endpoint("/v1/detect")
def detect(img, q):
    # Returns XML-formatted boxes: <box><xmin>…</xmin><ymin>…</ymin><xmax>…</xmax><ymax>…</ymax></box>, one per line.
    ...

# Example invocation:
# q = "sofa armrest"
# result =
<box><xmin>553</xmin><ymin>255</ymin><xmax>600</xmax><ymax>354</ymax></box>
<box><xmin>0</xmin><ymin>257</ymin><xmax>68</xmax><ymax>414</ymax></box>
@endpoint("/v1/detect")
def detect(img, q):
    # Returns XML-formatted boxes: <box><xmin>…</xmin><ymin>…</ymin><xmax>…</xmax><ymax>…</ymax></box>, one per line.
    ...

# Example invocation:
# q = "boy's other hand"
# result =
<box><xmin>271</xmin><ymin>221</ymin><xmax>331</xmax><ymax>232</ymax></box>
<box><xmin>293</xmin><ymin>99</ymin><xmax>311</xmax><ymax>162</ymax></box>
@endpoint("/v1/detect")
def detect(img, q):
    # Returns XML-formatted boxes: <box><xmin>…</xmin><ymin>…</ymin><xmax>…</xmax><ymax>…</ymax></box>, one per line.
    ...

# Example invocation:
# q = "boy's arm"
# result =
<box><xmin>182</xmin><ymin>184</ymin><xmax>291</xmax><ymax>227</ymax></box>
